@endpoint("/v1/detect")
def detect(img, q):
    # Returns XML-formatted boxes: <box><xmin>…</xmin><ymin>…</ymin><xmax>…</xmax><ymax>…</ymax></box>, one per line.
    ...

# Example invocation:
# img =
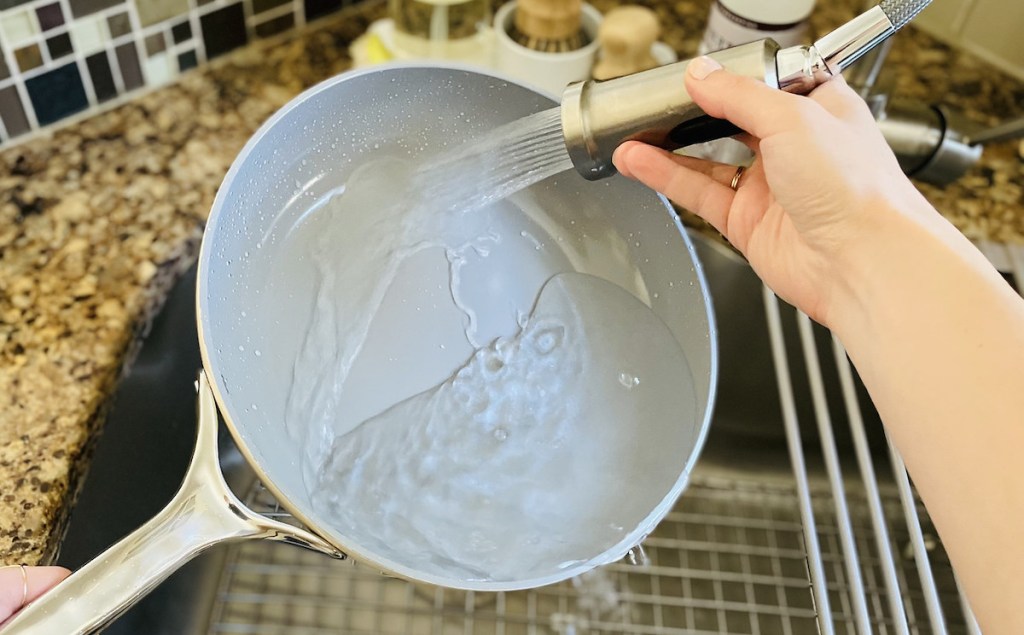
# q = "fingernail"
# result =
<box><xmin>611</xmin><ymin>143</ymin><xmax>636</xmax><ymax>179</ymax></box>
<box><xmin>688</xmin><ymin>56</ymin><xmax>722</xmax><ymax>80</ymax></box>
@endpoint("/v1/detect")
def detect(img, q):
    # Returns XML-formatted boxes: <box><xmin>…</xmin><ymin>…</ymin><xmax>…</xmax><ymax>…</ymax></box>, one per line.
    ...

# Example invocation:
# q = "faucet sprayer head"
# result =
<box><xmin>559</xmin><ymin>0</ymin><xmax>933</xmax><ymax>180</ymax></box>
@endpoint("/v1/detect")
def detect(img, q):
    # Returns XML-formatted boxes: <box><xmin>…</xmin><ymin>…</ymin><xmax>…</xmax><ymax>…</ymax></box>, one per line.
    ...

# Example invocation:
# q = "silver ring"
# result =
<box><xmin>20</xmin><ymin>565</ymin><xmax>28</xmax><ymax>610</ymax></box>
<box><xmin>729</xmin><ymin>165</ymin><xmax>746</xmax><ymax>191</ymax></box>
<box><xmin>18</xmin><ymin>565</ymin><xmax>27</xmax><ymax>610</ymax></box>
<box><xmin>2</xmin><ymin>565</ymin><xmax>28</xmax><ymax>610</ymax></box>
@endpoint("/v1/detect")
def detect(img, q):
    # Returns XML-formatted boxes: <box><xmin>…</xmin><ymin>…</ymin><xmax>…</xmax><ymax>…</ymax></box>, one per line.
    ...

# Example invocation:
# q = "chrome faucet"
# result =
<box><xmin>560</xmin><ymin>0</ymin><xmax>934</xmax><ymax>180</ymax></box>
<box><xmin>846</xmin><ymin>0</ymin><xmax>1024</xmax><ymax>186</ymax></box>
<box><xmin>558</xmin><ymin>0</ymin><xmax>1021</xmax><ymax>187</ymax></box>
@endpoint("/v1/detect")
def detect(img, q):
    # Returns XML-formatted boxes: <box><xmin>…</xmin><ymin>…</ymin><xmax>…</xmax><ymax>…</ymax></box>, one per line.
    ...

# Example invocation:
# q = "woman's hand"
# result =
<box><xmin>0</xmin><ymin>565</ymin><xmax>69</xmax><ymax>623</ymax></box>
<box><xmin>613</xmin><ymin>56</ymin><xmax>1024</xmax><ymax>634</ymax></box>
<box><xmin>613</xmin><ymin>56</ymin><xmax>935</xmax><ymax>330</ymax></box>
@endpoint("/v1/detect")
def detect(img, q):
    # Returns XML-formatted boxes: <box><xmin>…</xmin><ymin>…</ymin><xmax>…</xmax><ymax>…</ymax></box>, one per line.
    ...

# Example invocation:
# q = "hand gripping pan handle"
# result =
<box><xmin>0</xmin><ymin>372</ymin><xmax>343</xmax><ymax>635</ymax></box>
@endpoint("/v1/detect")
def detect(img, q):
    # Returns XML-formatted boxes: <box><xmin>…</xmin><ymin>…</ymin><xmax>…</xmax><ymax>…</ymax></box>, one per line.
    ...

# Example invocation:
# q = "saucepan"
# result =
<box><xmin>1</xmin><ymin>64</ymin><xmax>717</xmax><ymax>634</ymax></box>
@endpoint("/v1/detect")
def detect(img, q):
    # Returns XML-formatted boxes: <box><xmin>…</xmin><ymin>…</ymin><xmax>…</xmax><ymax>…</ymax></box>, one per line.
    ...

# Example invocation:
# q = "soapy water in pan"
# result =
<box><xmin>276</xmin><ymin>108</ymin><xmax>699</xmax><ymax>582</ymax></box>
<box><xmin>312</xmin><ymin>272</ymin><xmax>696</xmax><ymax>581</ymax></box>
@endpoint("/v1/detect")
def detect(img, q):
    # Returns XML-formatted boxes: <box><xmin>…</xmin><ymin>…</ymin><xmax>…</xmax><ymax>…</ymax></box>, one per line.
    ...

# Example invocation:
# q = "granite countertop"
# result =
<box><xmin>1</xmin><ymin>0</ymin><xmax>1022</xmax><ymax>566</ymax></box>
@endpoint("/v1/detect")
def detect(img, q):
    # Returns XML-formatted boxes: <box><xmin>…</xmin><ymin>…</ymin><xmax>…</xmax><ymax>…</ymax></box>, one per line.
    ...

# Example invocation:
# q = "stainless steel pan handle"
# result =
<box><xmin>0</xmin><ymin>372</ymin><xmax>343</xmax><ymax>635</ymax></box>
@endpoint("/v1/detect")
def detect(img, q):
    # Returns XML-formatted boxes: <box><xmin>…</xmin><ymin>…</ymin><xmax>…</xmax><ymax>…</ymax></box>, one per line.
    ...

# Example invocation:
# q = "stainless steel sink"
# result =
<box><xmin>57</xmin><ymin>231</ymin><xmax>976</xmax><ymax>635</ymax></box>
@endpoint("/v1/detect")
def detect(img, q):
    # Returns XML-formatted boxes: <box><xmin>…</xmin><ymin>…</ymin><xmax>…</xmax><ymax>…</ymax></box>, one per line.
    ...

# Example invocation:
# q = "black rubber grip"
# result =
<box><xmin>667</xmin><ymin>115</ymin><xmax>744</xmax><ymax>148</ymax></box>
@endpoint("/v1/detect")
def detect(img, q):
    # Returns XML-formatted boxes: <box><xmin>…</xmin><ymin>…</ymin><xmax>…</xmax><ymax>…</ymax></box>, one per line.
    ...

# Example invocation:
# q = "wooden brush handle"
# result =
<box><xmin>514</xmin><ymin>0</ymin><xmax>583</xmax><ymax>41</ymax></box>
<box><xmin>592</xmin><ymin>6</ymin><xmax>660</xmax><ymax>80</ymax></box>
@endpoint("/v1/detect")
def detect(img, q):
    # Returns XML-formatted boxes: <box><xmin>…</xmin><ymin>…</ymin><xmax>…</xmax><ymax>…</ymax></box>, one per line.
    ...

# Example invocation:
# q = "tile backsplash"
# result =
<box><xmin>0</xmin><ymin>0</ymin><xmax>360</xmax><ymax>143</ymax></box>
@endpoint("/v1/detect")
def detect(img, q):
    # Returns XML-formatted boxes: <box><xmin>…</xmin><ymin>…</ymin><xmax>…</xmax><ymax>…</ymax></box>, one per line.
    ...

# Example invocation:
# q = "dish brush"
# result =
<box><xmin>507</xmin><ymin>0</ymin><xmax>590</xmax><ymax>53</ymax></box>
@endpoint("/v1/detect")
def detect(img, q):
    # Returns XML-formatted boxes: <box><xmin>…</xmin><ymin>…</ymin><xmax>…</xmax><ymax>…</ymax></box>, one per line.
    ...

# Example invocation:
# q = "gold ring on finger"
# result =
<box><xmin>729</xmin><ymin>165</ymin><xmax>746</xmax><ymax>191</ymax></box>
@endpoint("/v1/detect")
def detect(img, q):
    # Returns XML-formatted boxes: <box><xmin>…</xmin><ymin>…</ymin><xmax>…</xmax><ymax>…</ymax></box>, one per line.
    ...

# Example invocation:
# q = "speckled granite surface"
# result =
<box><xmin>0</xmin><ymin>0</ymin><xmax>1021</xmax><ymax>566</ymax></box>
<box><xmin>0</xmin><ymin>8</ymin><xmax>379</xmax><ymax>566</ymax></box>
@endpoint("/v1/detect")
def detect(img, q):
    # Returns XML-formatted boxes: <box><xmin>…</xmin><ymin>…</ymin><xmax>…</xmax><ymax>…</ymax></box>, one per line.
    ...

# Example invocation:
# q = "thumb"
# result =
<box><xmin>683</xmin><ymin>55</ymin><xmax>815</xmax><ymax>140</ymax></box>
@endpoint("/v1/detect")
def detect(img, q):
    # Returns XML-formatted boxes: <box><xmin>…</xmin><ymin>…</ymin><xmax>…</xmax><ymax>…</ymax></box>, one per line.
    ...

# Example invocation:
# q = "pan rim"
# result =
<box><xmin>196</xmin><ymin>60</ymin><xmax>719</xmax><ymax>591</ymax></box>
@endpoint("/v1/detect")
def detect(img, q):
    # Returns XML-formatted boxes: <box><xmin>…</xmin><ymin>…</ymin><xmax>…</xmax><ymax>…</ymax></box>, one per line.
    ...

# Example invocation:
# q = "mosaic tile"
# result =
<box><xmin>14</xmin><ymin>43</ymin><xmax>42</xmax><ymax>71</ymax></box>
<box><xmin>36</xmin><ymin>3</ymin><xmax>65</xmax><ymax>31</ymax></box>
<box><xmin>69</xmin><ymin>14</ymin><xmax>108</xmax><ymax>55</ymax></box>
<box><xmin>144</xmin><ymin>31</ymin><xmax>164</xmax><ymax>55</ymax></box>
<box><xmin>135</xmin><ymin>0</ymin><xmax>188</xmax><ymax>28</ymax></box>
<box><xmin>26</xmin><ymin>62</ymin><xmax>88</xmax><ymax>124</ymax></box>
<box><xmin>0</xmin><ymin>0</ymin><xmax>356</xmax><ymax>141</ymax></box>
<box><xmin>304</xmin><ymin>0</ymin><xmax>341</xmax><ymax>22</ymax></box>
<box><xmin>253</xmin><ymin>0</ymin><xmax>288</xmax><ymax>14</ymax></box>
<box><xmin>200</xmin><ymin>3</ymin><xmax>246</xmax><ymax>59</ymax></box>
<box><xmin>170</xmin><ymin>19</ymin><xmax>190</xmax><ymax>43</ymax></box>
<box><xmin>70</xmin><ymin>0</ymin><xmax>125</xmax><ymax>19</ymax></box>
<box><xmin>46</xmin><ymin>32</ymin><xmax>73</xmax><ymax>59</ymax></box>
<box><xmin>176</xmin><ymin>48</ymin><xmax>195</xmax><ymax>70</ymax></box>
<box><xmin>0</xmin><ymin>9</ymin><xmax>37</xmax><ymax>45</ymax></box>
<box><xmin>254</xmin><ymin>12</ymin><xmax>292</xmax><ymax>37</ymax></box>
<box><xmin>85</xmin><ymin>51</ymin><xmax>115</xmax><ymax>101</ymax></box>
<box><xmin>114</xmin><ymin>41</ymin><xmax>142</xmax><ymax>89</ymax></box>
<box><xmin>107</xmin><ymin>12</ymin><xmax>130</xmax><ymax>37</ymax></box>
<box><xmin>0</xmin><ymin>85</ymin><xmax>30</xmax><ymax>137</ymax></box>
<box><xmin>142</xmin><ymin>49</ymin><xmax>173</xmax><ymax>85</ymax></box>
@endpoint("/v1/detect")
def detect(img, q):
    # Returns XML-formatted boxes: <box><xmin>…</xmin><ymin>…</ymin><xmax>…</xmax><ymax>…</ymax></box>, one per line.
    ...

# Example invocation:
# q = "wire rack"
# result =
<box><xmin>202</xmin><ymin>241</ymin><xmax>1024</xmax><ymax>635</ymax></box>
<box><xmin>206</xmin><ymin>475</ymin><xmax>969</xmax><ymax>635</ymax></box>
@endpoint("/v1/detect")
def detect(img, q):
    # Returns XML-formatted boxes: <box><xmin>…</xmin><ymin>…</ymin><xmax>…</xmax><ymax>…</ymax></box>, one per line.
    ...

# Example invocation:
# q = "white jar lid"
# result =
<box><xmin>718</xmin><ymin>0</ymin><xmax>816</xmax><ymax>26</ymax></box>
